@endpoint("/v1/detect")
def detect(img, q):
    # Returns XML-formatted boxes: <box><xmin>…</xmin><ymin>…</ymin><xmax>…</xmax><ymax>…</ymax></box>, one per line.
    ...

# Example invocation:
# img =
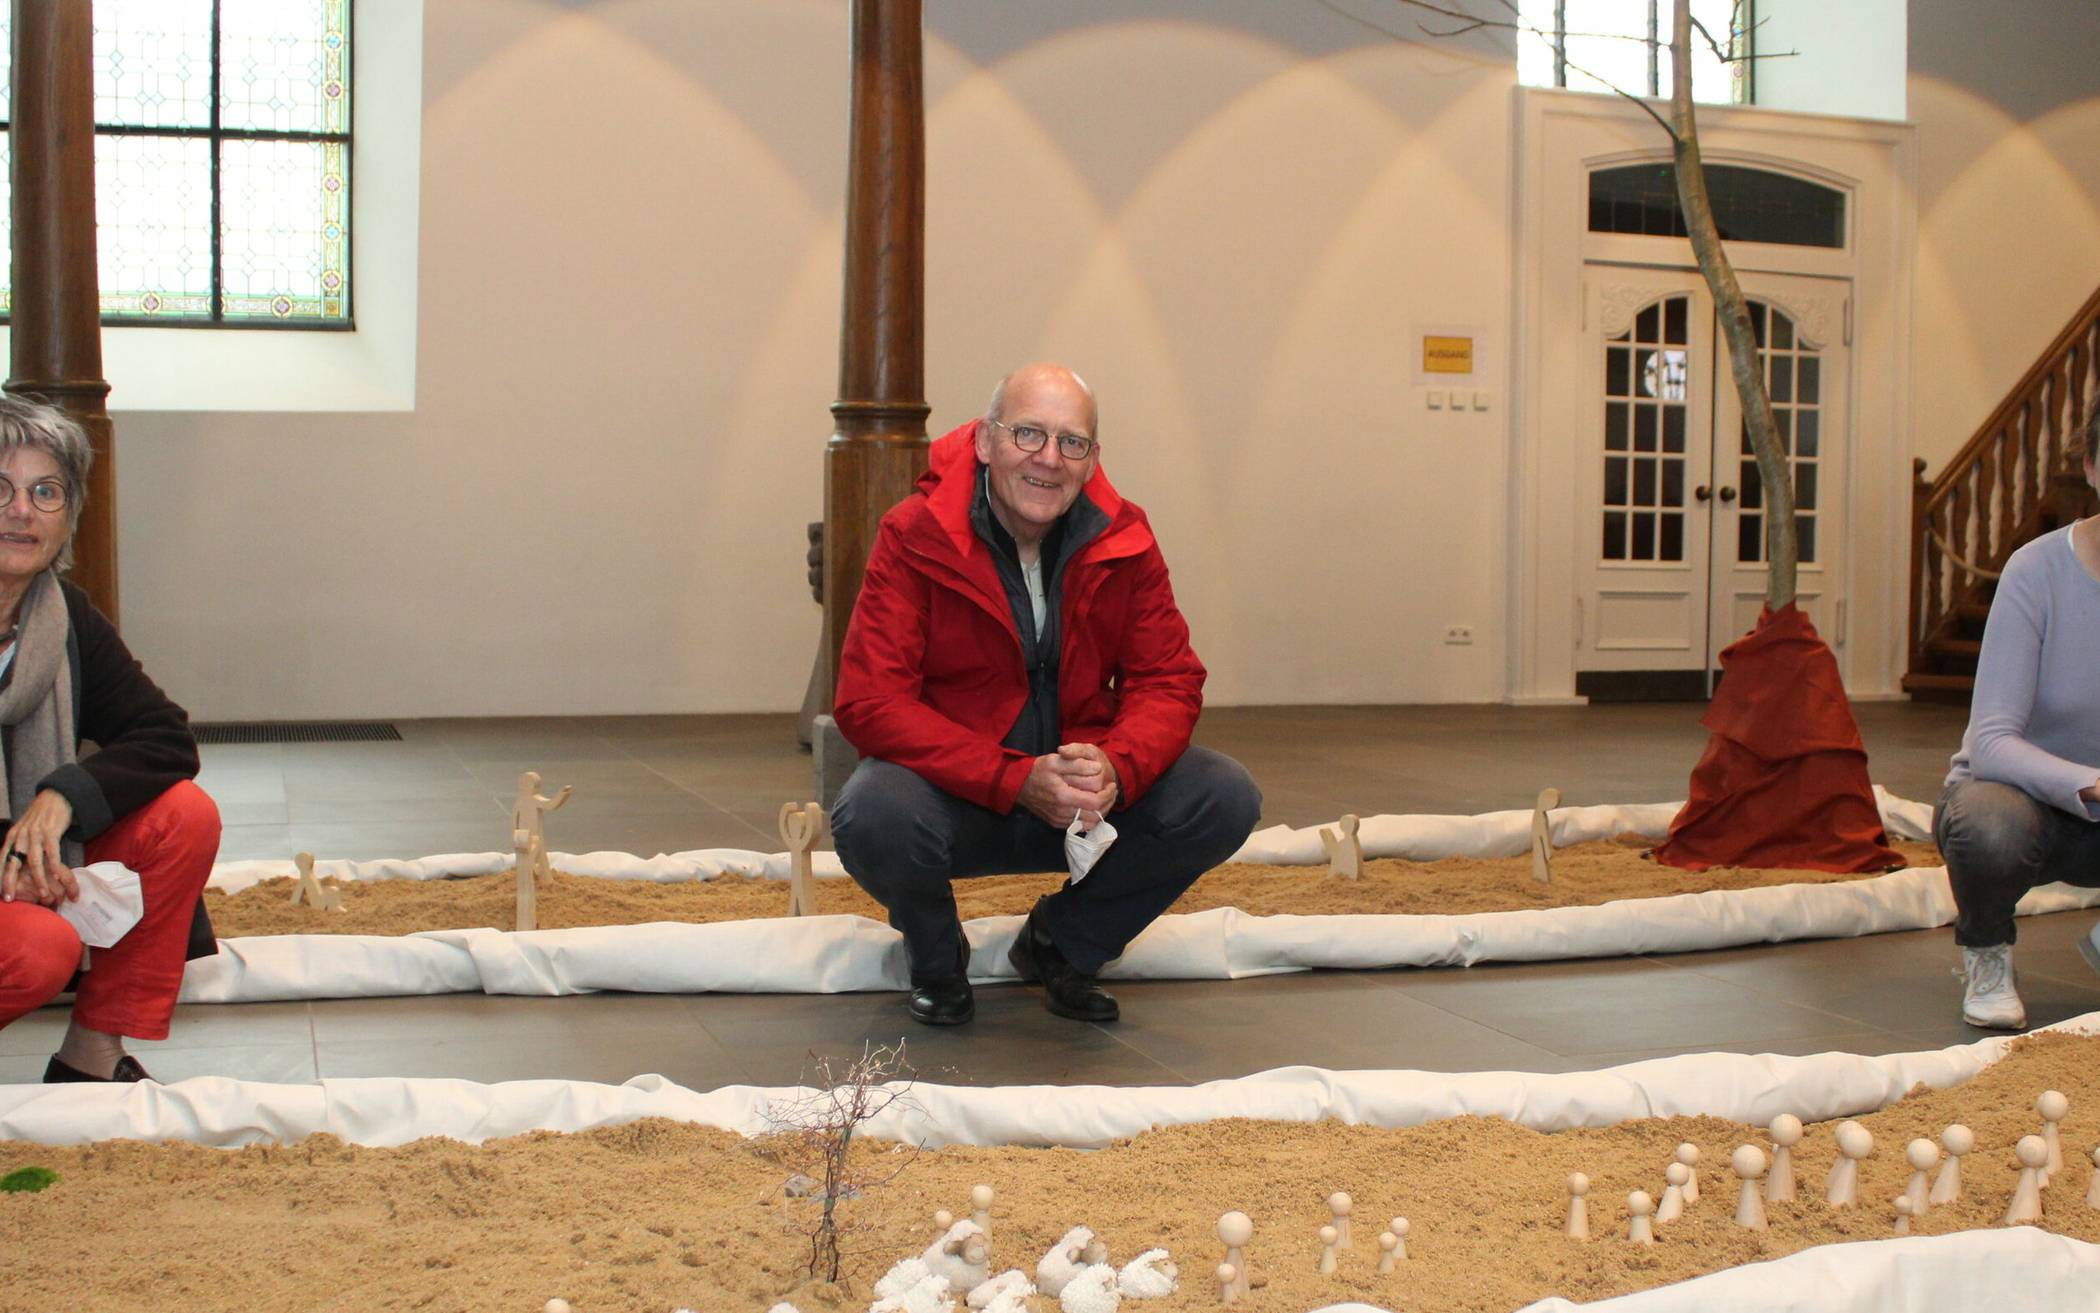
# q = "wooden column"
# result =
<box><xmin>821</xmin><ymin>0</ymin><xmax>930</xmax><ymax>696</ymax></box>
<box><xmin>7</xmin><ymin>0</ymin><xmax>117</xmax><ymax>621</ymax></box>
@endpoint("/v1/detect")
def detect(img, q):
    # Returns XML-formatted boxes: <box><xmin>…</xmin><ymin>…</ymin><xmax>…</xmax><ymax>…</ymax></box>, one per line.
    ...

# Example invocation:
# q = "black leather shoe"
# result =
<box><xmin>1009</xmin><ymin>909</ymin><xmax>1118</xmax><ymax>1022</ymax></box>
<box><xmin>44</xmin><ymin>1054</ymin><xmax>154</xmax><ymax>1083</ymax></box>
<box><xmin>907</xmin><ymin>975</ymin><xmax>975</xmax><ymax>1026</ymax></box>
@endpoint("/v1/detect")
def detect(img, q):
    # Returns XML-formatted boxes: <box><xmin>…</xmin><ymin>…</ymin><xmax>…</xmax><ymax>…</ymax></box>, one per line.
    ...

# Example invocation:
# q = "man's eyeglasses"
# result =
<box><xmin>988</xmin><ymin>417</ymin><xmax>1098</xmax><ymax>462</ymax></box>
<box><xmin>0</xmin><ymin>477</ymin><xmax>67</xmax><ymax>514</ymax></box>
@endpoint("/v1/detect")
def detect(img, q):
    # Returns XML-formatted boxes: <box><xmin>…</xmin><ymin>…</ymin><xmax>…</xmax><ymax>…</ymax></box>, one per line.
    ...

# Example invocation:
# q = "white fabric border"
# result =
<box><xmin>179</xmin><ymin>787</ymin><xmax>2100</xmax><ymax>1003</ymax></box>
<box><xmin>1</xmin><ymin>1018</ymin><xmax>2096</xmax><ymax>1311</ymax></box>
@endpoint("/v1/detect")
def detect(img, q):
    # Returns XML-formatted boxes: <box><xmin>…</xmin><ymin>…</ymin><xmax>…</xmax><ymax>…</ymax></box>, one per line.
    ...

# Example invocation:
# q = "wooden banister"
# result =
<box><xmin>1909</xmin><ymin>283</ymin><xmax>2100</xmax><ymax>686</ymax></box>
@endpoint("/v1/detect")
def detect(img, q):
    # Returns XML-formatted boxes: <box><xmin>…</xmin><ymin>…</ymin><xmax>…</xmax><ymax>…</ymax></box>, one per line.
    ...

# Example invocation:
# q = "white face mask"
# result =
<box><xmin>1064</xmin><ymin>811</ymin><xmax>1117</xmax><ymax>883</ymax></box>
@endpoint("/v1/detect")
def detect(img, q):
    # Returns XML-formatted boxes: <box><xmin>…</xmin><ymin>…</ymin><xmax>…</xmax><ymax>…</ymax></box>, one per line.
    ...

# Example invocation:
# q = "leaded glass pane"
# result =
<box><xmin>95</xmin><ymin>135</ymin><xmax>213</xmax><ymax>318</ymax></box>
<box><xmin>220</xmin><ymin>0</ymin><xmax>350</xmax><ymax>134</ymax></box>
<box><xmin>93</xmin><ymin>0</ymin><xmax>214</xmax><ymax>129</ymax></box>
<box><xmin>220</xmin><ymin>138</ymin><xmax>349</xmax><ymax>320</ymax></box>
<box><xmin>1587</xmin><ymin>164</ymin><xmax>1847</xmax><ymax>248</ymax></box>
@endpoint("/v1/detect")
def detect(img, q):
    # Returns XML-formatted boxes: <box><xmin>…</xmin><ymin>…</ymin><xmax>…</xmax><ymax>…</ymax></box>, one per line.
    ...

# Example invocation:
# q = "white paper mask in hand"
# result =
<box><xmin>55</xmin><ymin>861</ymin><xmax>144</xmax><ymax>948</ymax></box>
<box><xmin>1065</xmin><ymin>812</ymin><xmax>1117</xmax><ymax>883</ymax></box>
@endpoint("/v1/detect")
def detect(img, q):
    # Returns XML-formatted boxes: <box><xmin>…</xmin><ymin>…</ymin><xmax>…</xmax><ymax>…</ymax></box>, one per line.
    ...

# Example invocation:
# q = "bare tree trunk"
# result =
<box><xmin>1667</xmin><ymin>0</ymin><xmax>1796</xmax><ymax>608</ymax></box>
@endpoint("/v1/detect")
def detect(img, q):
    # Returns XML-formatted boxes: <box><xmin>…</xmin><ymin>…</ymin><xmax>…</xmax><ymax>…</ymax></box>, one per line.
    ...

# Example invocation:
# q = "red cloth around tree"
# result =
<box><xmin>1651</xmin><ymin>603</ymin><xmax>1905</xmax><ymax>873</ymax></box>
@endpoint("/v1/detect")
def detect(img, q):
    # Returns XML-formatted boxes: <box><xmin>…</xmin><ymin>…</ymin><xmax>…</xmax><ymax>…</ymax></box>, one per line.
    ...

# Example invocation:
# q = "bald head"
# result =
<box><xmin>987</xmin><ymin>362</ymin><xmax>1097</xmax><ymax>438</ymax></box>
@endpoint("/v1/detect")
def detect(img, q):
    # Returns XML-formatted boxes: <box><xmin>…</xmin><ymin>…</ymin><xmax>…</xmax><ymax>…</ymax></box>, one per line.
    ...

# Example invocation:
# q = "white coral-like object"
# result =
<box><xmin>1036</xmin><ymin>1225</ymin><xmax>1097</xmax><ymax>1299</ymax></box>
<box><xmin>922</xmin><ymin>1218</ymin><xmax>992</xmax><ymax>1291</ymax></box>
<box><xmin>967</xmin><ymin>1269</ymin><xmax>1035</xmax><ymax>1310</ymax></box>
<box><xmin>1058</xmin><ymin>1263</ymin><xmax>1120</xmax><ymax>1313</ymax></box>
<box><xmin>870</xmin><ymin>1273</ymin><xmax>955</xmax><ymax>1313</ymax></box>
<box><xmin>981</xmin><ymin>1290</ymin><xmax>1033</xmax><ymax>1313</ymax></box>
<box><xmin>1115</xmin><ymin>1249</ymin><xmax>1177</xmax><ymax>1299</ymax></box>
<box><xmin>876</xmin><ymin>1258</ymin><xmax>935</xmax><ymax>1301</ymax></box>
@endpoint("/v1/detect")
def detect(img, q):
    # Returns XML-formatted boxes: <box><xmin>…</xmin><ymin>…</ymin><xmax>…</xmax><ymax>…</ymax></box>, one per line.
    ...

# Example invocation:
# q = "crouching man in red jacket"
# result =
<box><xmin>831</xmin><ymin>363</ymin><xmax>1261</xmax><ymax>1027</ymax></box>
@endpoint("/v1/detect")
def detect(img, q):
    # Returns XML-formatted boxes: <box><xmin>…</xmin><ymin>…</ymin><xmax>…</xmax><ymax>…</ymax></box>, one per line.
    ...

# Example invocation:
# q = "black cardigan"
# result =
<box><xmin>4</xmin><ymin>581</ymin><xmax>215</xmax><ymax>959</ymax></box>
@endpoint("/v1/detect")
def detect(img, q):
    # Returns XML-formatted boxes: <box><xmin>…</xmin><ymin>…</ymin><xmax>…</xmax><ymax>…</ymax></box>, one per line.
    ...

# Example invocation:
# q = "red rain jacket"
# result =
<box><xmin>833</xmin><ymin>422</ymin><xmax>1206</xmax><ymax>814</ymax></box>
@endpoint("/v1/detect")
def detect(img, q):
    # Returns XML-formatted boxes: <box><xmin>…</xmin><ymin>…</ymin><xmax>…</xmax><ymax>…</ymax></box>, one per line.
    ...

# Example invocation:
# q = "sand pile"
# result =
<box><xmin>0</xmin><ymin>1027</ymin><xmax>2084</xmax><ymax>1313</ymax></box>
<box><xmin>204</xmin><ymin>838</ymin><xmax>1944</xmax><ymax>939</ymax></box>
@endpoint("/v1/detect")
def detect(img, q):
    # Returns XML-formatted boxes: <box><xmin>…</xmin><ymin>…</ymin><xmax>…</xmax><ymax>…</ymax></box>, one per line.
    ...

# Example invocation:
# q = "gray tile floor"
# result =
<box><xmin>10</xmin><ymin>702</ymin><xmax>2097</xmax><ymax>1089</ymax></box>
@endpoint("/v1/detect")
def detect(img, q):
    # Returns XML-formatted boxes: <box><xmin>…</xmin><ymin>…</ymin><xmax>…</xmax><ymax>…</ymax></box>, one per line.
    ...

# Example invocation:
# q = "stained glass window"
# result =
<box><xmin>0</xmin><ymin>0</ymin><xmax>351</xmax><ymax>327</ymax></box>
<box><xmin>1518</xmin><ymin>0</ymin><xmax>1747</xmax><ymax>105</ymax></box>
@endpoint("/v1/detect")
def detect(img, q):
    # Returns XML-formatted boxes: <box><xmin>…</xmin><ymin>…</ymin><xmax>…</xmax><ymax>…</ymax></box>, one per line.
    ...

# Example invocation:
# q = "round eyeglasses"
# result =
<box><xmin>988</xmin><ymin>417</ymin><xmax>1098</xmax><ymax>462</ymax></box>
<box><xmin>0</xmin><ymin>476</ymin><xmax>67</xmax><ymax>514</ymax></box>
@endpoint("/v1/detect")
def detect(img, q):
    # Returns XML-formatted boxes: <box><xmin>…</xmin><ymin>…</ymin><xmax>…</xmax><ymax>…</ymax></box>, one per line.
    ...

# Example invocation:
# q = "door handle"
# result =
<box><xmin>1719</xmin><ymin>486</ymin><xmax>1738</xmax><ymax>503</ymax></box>
<box><xmin>1694</xmin><ymin>485</ymin><xmax>1713</xmax><ymax>502</ymax></box>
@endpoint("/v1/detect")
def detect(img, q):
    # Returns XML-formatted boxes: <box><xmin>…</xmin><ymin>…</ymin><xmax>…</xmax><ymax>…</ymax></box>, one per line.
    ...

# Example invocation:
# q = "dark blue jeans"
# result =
<box><xmin>831</xmin><ymin>746</ymin><xmax>1262</xmax><ymax>982</ymax></box>
<box><xmin>1935</xmin><ymin>777</ymin><xmax>2100</xmax><ymax>946</ymax></box>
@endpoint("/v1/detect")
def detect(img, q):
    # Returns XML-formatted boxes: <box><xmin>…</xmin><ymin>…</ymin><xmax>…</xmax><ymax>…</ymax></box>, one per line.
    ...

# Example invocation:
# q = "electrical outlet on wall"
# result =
<box><xmin>1443</xmin><ymin>624</ymin><xmax>1474</xmax><ymax>645</ymax></box>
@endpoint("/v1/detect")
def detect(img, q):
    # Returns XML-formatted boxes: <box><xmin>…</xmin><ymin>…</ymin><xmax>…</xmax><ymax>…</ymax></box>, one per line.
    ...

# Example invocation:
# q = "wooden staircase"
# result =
<box><xmin>1907</xmin><ymin>285</ymin><xmax>2100</xmax><ymax>699</ymax></box>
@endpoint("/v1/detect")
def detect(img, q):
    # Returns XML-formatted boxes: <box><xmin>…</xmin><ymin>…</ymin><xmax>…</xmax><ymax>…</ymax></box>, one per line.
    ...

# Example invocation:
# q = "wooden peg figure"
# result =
<box><xmin>1316</xmin><ymin>1225</ymin><xmax>1338</xmax><ymax>1275</ymax></box>
<box><xmin>1626</xmin><ymin>1191</ymin><xmax>1655</xmax><ymax>1246</ymax></box>
<box><xmin>1375</xmin><ymin>1229</ymin><xmax>1398</xmax><ymax>1274</ymax></box>
<box><xmin>1826</xmin><ymin>1121</ymin><xmax>1873</xmax><ymax>1208</ymax></box>
<box><xmin>1326</xmin><ymin>1191</ymin><xmax>1352</xmax><ymax>1248</ymax></box>
<box><xmin>970</xmin><ymin>1184</ymin><xmax>994</xmax><ymax>1239</ymax></box>
<box><xmin>778</xmin><ymin>801</ymin><xmax>827</xmax><ymax>918</ymax></box>
<box><xmin>1388</xmin><ymin>1217</ymin><xmax>1409</xmax><ymax>1261</ymax></box>
<box><xmin>2084</xmin><ymin>1146</ymin><xmax>2100</xmax><ymax>1210</ymax></box>
<box><xmin>1903</xmin><ymin>1138</ymin><xmax>1940</xmax><ymax>1216</ymax></box>
<box><xmin>1766</xmin><ymin>1114</ymin><xmax>1803</xmax><ymax>1202</ymax></box>
<box><xmin>1893</xmin><ymin>1196</ymin><xmax>1913</xmax><ymax>1236</ymax></box>
<box><xmin>1565</xmin><ymin>1172</ymin><xmax>1591</xmax><ymax>1239</ymax></box>
<box><xmin>2037</xmin><ymin>1090</ymin><xmax>2069</xmax><ymax>1185</ymax></box>
<box><xmin>1931</xmin><ymin>1125</ymin><xmax>1974</xmax><ymax>1206</ymax></box>
<box><xmin>1732</xmin><ymin>1145</ymin><xmax>1769</xmax><ymax>1230</ymax></box>
<box><xmin>2006</xmin><ymin>1135</ymin><xmax>2048</xmax><ymax>1225</ymax></box>
<box><xmin>1531</xmin><ymin>787</ymin><xmax>1561</xmax><ymax>884</ymax></box>
<box><xmin>286</xmin><ymin>851</ymin><xmax>342</xmax><ymax>911</ymax></box>
<box><xmin>1319</xmin><ymin>814</ymin><xmax>1362</xmax><ymax>880</ymax></box>
<box><xmin>1216</xmin><ymin>1212</ymin><xmax>1253</xmax><ymax>1303</ymax></box>
<box><xmin>512</xmin><ymin>770</ymin><xmax>572</xmax><ymax>933</ymax></box>
<box><xmin>1674</xmin><ymin>1143</ymin><xmax>1701</xmax><ymax>1205</ymax></box>
<box><xmin>1216</xmin><ymin>1263</ymin><xmax>1238</xmax><ymax>1306</ymax></box>
<box><xmin>1656</xmin><ymin>1162</ymin><xmax>1689</xmax><ymax>1224</ymax></box>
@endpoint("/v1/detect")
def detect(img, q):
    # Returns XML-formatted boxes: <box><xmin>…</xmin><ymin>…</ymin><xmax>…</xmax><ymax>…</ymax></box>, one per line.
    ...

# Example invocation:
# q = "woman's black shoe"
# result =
<box><xmin>43</xmin><ymin>1054</ymin><xmax>153</xmax><ymax>1083</ymax></box>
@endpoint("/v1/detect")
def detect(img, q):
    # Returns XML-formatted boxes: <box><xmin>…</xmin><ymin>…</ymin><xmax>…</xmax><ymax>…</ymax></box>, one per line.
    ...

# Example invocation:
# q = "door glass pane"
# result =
<box><xmin>1797</xmin><ymin>462</ymin><xmax>1818</xmax><ymax>510</ymax></box>
<box><xmin>1663</xmin><ymin>406</ymin><xmax>1685</xmax><ymax>453</ymax></box>
<box><xmin>1604</xmin><ymin>456</ymin><xmax>1628</xmax><ymax>505</ymax></box>
<box><xmin>1634</xmin><ymin>458</ymin><xmax>1657</xmax><ymax>505</ymax></box>
<box><xmin>1665</xmin><ymin>296</ymin><xmax>1687</xmax><ymax>344</ymax></box>
<box><xmin>1739</xmin><ymin>514</ymin><xmax>1762</xmax><ymax>563</ymax></box>
<box><xmin>1798</xmin><ymin>356</ymin><xmax>1820</xmax><ymax>404</ymax></box>
<box><xmin>1633</xmin><ymin>512</ymin><xmax>1655</xmax><ymax>560</ymax></box>
<box><xmin>1740</xmin><ymin>457</ymin><xmax>1762</xmax><ymax>509</ymax></box>
<box><xmin>1603</xmin><ymin>511</ymin><xmax>1627</xmax><ymax>559</ymax></box>
<box><xmin>1799</xmin><ymin>518</ymin><xmax>1817</xmax><ymax>563</ymax></box>
<box><xmin>1659</xmin><ymin>513</ymin><xmax>1683</xmax><ymax>561</ymax></box>
<box><xmin>1606</xmin><ymin>402</ymin><xmax>1629</xmax><ymax>450</ymax></box>
<box><xmin>1661</xmin><ymin>461</ymin><xmax>1683</xmax><ymax>506</ymax></box>
<box><xmin>1796</xmin><ymin>409</ymin><xmax>1818</xmax><ymax>457</ymax></box>
<box><xmin>1606</xmin><ymin>347</ymin><xmax>1631</xmax><ymax>396</ymax></box>
<box><xmin>1634</xmin><ymin>405</ymin><xmax>1658</xmax><ymax>452</ymax></box>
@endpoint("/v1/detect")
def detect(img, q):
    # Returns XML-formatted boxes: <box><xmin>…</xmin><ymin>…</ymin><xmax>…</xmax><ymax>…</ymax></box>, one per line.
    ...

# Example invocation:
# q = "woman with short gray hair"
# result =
<box><xmin>0</xmin><ymin>392</ymin><xmax>221</xmax><ymax>1081</ymax></box>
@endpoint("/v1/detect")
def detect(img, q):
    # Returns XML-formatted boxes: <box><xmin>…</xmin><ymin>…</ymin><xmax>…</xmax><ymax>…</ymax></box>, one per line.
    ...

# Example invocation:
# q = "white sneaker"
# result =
<box><xmin>1960</xmin><ymin>944</ymin><xmax>2027</xmax><ymax>1030</ymax></box>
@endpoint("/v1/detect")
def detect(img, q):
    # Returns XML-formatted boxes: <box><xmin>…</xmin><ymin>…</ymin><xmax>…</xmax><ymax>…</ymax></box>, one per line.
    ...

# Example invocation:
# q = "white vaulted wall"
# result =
<box><xmin>91</xmin><ymin>1</ymin><xmax>1518</xmax><ymax>719</ymax></box>
<box><xmin>29</xmin><ymin>2</ymin><xmax>2100</xmax><ymax>719</ymax></box>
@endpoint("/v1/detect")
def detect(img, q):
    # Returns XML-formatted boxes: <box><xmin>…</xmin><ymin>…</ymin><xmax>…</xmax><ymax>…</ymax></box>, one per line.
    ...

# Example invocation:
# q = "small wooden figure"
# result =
<box><xmin>1732</xmin><ymin>1145</ymin><xmax>1769</xmax><ymax>1230</ymax></box>
<box><xmin>546</xmin><ymin>1299</ymin><xmax>573</xmax><ymax>1313</ymax></box>
<box><xmin>1931</xmin><ymin>1125</ymin><xmax>1974</xmax><ymax>1206</ymax></box>
<box><xmin>935</xmin><ymin>1209</ymin><xmax>955</xmax><ymax>1234</ymax></box>
<box><xmin>1376</xmin><ymin>1231</ymin><xmax>1399</xmax><ymax>1274</ymax></box>
<box><xmin>511</xmin><ymin>771</ymin><xmax>572</xmax><ymax>933</ymax></box>
<box><xmin>1893</xmin><ymin>1196</ymin><xmax>1914</xmax><ymax>1236</ymax></box>
<box><xmin>779</xmin><ymin>801</ymin><xmax>828</xmax><ymax>918</ymax></box>
<box><xmin>286</xmin><ymin>851</ymin><xmax>342</xmax><ymax>911</ymax></box>
<box><xmin>1565</xmin><ymin>1172</ymin><xmax>1591</xmax><ymax>1239</ymax></box>
<box><xmin>1766</xmin><ymin>1114</ymin><xmax>1803</xmax><ymax>1202</ymax></box>
<box><xmin>1674</xmin><ymin>1143</ymin><xmax>1701</xmax><ymax>1205</ymax></box>
<box><xmin>2006</xmin><ymin>1135</ymin><xmax>2049</xmax><ymax>1225</ymax></box>
<box><xmin>1388</xmin><ymin>1217</ymin><xmax>1410</xmax><ymax>1261</ymax></box>
<box><xmin>1626</xmin><ymin>1190</ymin><xmax>1656</xmax><ymax>1246</ymax></box>
<box><xmin>1904</xmin><ymin>1138</ymin><xmax>1940</xmax><ymax>1216</ymax></box>
<box><xmin>2038</xmin><ymin>1090</ymin><xmax>2069</xmax><ymax>1185</ymax></box>
<box><xmin>971</xmin><ymin>1184</ymin><xmax>995</xmax><ymax>1239</ymax></box>
<box><xmin>1319</xmin><ymin>814</ymin><xmax>1362</xmax><ymax>880</ymax></box>
<box><xmin>1316</xmin><ymin>1225</ymin><xmax>1338</xmax><ymax>1275</ymax></box>
<box><xmin>1530</xmin><ymin>787</ymin><xmax>1560</xmax><ymax>884</ymax></box>
<box><xmin>1216</xmin><ymin>1213</ymin><xmax>1253</xmax><ymax>1303</ymax></box>
<box><xmin>1826</xmin><ymin>1121</ymin><xmax>1873</xmax><ymax>1208</ymax></box>
<box><xmin>1327</xmin><ymin>1191</ymin><xmax>1352</xmax><ymax>1248</ymax></box>
<box><xmin>1216</xmin><ymin>1263</ymin><xmax>1238</xmax><ymax>1306</ymax></box>
<box><xmin>1656</xmin><ymin>1162</ymin><xmax>1690</xmax><ymax>1224</ymax></box>
<box><xmin>2084</xmin><ymin>1146</ymin><xmax>2100</xmax><ymax>1210</ymax></box>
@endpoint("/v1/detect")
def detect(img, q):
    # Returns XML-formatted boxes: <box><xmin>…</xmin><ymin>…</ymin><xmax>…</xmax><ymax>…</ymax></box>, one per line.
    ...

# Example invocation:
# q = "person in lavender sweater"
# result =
<box><xmin>1936</xmin><ymin>408</ymin><xmax>2100</xmax><ymax>1029</ymax></box>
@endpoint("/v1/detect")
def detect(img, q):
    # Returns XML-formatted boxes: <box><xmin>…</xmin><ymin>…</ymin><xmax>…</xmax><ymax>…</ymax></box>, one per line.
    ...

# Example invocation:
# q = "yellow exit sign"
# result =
<box><xmin>1423</xmin><ymin>335</ymin><xmax>1474</xmax><ymax>374</ymax></box>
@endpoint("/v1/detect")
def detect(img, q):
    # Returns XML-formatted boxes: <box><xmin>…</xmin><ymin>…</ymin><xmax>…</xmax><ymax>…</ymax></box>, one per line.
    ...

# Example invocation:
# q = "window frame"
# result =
<box><xmin>1529</xmin><ymin>0</ymin><xmax>1753</xmax><ymax>104</ymax></box>
<box><xmin>0</xmin><ymin>0</ymin><xmax>354</xmax><ymax>332</ymax></box>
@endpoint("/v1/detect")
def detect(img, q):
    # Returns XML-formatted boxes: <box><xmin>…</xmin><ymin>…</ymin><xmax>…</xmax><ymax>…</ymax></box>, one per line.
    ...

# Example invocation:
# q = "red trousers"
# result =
<box><xmin>0</xmin><ymin>780</ymin><xmax>220</xmax><ymax>1040</ymax></box>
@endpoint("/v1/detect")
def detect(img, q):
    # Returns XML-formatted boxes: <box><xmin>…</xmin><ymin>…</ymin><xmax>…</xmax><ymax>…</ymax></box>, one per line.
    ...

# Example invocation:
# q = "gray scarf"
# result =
<box><xmin>0</xmin><ymin>571</ymin><xmax>79</xmax><ymax>865</ymax></box>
